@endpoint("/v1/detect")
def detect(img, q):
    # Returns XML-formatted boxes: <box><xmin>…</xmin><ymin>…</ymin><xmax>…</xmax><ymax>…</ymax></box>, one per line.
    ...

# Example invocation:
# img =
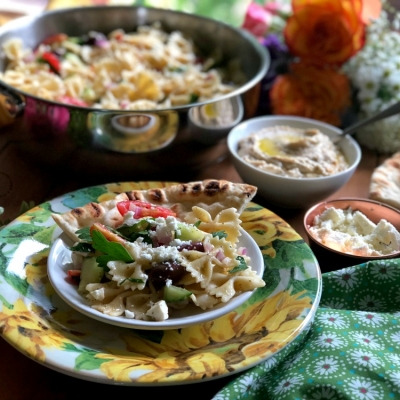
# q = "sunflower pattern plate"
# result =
<box><xmin>0</xmin><ymin>181</ymin><xmax>322</xmax><ymax>385</ymax></box>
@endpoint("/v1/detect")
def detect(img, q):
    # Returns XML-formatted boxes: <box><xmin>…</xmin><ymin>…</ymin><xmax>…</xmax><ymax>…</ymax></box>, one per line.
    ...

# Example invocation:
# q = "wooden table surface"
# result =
<box><xmin>0</xmin><ymin>116</ymin><xmax>388</xmax><ymax>399</ymax></box>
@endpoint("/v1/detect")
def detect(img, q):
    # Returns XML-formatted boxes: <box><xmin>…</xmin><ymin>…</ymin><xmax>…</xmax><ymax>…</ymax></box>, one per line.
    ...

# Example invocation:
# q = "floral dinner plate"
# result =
<box><xmin>0</xmin><ymin>181</ymin><xmax>322</xmax><ymax>386</ymax></box>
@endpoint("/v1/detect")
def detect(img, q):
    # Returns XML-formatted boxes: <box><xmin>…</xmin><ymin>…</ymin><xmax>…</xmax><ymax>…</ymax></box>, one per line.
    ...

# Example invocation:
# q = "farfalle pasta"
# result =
<box><xmin>51</xmin><ymin>180</ymin><xmax>265</xmax><ymax>322</ymax></box>
<box><xmin>0</xmin><ymin>24</ymin><xmax>237</xmax><ymax>110</ymax></box>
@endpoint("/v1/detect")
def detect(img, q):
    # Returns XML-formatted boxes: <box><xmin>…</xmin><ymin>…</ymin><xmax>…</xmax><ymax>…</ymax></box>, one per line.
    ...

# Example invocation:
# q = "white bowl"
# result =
<box><xmin>227</xmin><ymin>115</ymin><xmax>362</xmax><ymax>209</ymax></box>
<box><xmin>47</xmin><ymin>228</ymin><xmax>264</xmax><ymax>331</ymax></box>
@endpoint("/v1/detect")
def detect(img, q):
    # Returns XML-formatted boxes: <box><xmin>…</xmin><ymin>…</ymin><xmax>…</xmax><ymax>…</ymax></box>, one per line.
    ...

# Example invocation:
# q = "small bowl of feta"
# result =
<box><xmin>303</xmin><ymin>198</ymin><xmax>400</xmax><ymax>271</ymax></box>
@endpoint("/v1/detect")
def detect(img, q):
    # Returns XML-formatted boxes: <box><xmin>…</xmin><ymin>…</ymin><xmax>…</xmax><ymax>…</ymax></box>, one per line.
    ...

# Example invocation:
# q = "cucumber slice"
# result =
<box><xmin>78</xmin><ymin>256</ymin><xmax>104</xmax><ymax>294</ymax></box>
<box><xmin>163</xmin><ymin>284</ymin><xmax>192</xmax><ymax>303</ymax></box>
<box><xmin>176</xmin><ymin>223</ymin><xmax>205</xmax><ymax>242</ymax></box>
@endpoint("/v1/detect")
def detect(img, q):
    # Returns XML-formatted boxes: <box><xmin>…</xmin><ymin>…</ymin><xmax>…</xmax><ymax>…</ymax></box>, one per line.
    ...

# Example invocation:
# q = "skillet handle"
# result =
<box><xmin>0</xmin><ymin>84</ymin><xmax>25</xmax><ymax>128</ymax></box>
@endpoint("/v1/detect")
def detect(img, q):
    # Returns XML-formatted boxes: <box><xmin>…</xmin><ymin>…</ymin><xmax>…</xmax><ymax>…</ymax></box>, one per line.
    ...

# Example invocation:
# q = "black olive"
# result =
<box><xmin>148</xmin><ymin>261</ymin><xmax>186</xmax><ymax>291</ymax></box>
<box><xmin>177</xmin><ymin>242</ymin><xmax>204</xmax><ymax>252</ymax></box>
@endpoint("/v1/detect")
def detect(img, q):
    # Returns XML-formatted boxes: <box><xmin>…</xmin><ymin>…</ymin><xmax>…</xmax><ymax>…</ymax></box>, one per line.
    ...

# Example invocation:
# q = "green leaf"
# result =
<box><xmin>76</xmin><ymin>227</ymin><xmax>92</xmax><ymax>242</ymax></box>
<box><xmin>229</xmin><ymin>256</ymin><xmax>248</xmax><ymax>273</ymax></box>
<box><xmin>264</xmin><ymin>239</ymin><xmax>311</xmax><ymax>271</ymax></box>
<box><xmin>33</xmin><ymin>225</ymin><xmax>57</xmax><ymax>246</ymax></box>
<box><xmin>120</xmin><ymin>277</ymin><xmax>144</xmax><ymax>285</ymax></box>
<box><xmin>74</xmin><ymin>351</ymin><xmax>107</xmax><ymax>371</ymax></box>
<box><xmin>189</xmin><ymin>93</ymin><xmax>199</xmax><ymax>103</ymax></box>
<box><xmin>63</xmin><ymin>343</ymin><xmax>81</xmax><ymax>352</ymax></box>
<box><xmin>91</xmin><ymin>230</ymin><xmax>133</xmax><ymax>262</ymax></box>
<box><xmin>95</xmin><ymin>255</ymin><xmax>112</xmax><ymax>270</ymax></box>
<box><xmin>289</xmin><ymin>274</ymin><xmax>320</xmax><ymax>297</ymax></box>
<box><xmin>70</xmin><ymin>242</ymin><xmax>94</xmax><ymax>253</ymax></box>
<box><xmin>0</xmin><ymin>224</ymin><xmax>50</xmax><ymax>245</ymax></box>
<box><xmin>212</xmin><ymin>230</ymin><xmax>227</xmax><ymax>239</ymax></box>
<box><xmin>244</xmin><ymin>205</ymin><xmax>263</xmax><ymax>212</ymax></box>
<box><xmin>24</xmin><ymin>202</ymin><xmax>53</xmax><ymax>224</ymax></box>
<box><xmin>61</xmin><ymin>186</ymin><xmax>108</xmax><ymax>209</ymax></box>
<box><xmin>247</xmin><ymin>263</ymin><xmax>281</xmax><ymax>304</ymax></box>
<box><xmin>117</xmin><ymin>220</ymin><xmax>152</xmax><ymax>244</ymax></box>
<box><xmin>0</xmin><ymin>243</ymin><xmax>29</xmax><ymax>296</ymax></box>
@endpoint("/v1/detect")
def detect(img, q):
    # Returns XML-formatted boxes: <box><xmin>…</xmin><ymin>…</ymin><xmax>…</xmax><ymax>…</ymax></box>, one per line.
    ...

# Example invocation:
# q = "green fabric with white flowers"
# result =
<box><xmin>213</xmin><ymin>260</ymin><xmax>400</xmax><ymax>400</ymax></box>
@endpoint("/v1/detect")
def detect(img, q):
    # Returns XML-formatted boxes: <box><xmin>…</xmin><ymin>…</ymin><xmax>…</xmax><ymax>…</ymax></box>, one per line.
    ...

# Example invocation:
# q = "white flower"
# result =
<box><xmin>348</xmin><ymin>349</ymin><xmax>383</xmax><ymax>369</ymax></box>
<box><xmin>344</xmin><ymin>377</ymin><xmax>383</xmax><ymax>399</ymax></box>
<box><xmin>342</xmin><ymin>0</ymin><xmax>400</xmax><ymax>153</ymax></box>
<box><xmin>318</xmin><ymin>312</ymin><xmax>348</xmax><ymax>329</ymax></box>
<box><xmin>370</xmin><ymin>260</ymin><xmax>399</xmax><ymax>281</ymax></box>
<box><xmin>312</xmin><ymin>356</ymin><xmax>341</xmax><ymax>376</ymax></box>
<box><xmin>312</xmin><ymin>331</ymin><xmax>347</xmax><ymax>349</ymax></box>
<box><xmin>352</xmin><ymin>65</ymin><xmax>383</xmax><ymax>91</ymax></box>
<box><xmin>390</xmin><ymin>330</ymin><xmax>400</xmax><ymax>345</ymax></box>
<box><xmin>233</xmin><ymin>373</ymin><xmax>257</xmax><ymax>394</ymax></box>
<box><xmin>356</xmin><ymin>311</ymin><xmax>386</xmax><ymax>327</ymax></box>
<box><xmin>273</xmin><ymin>374</ymin><xmax>303</xmax><ymax>396</ymax></box>
<box><xmin>350</xmin><ymin>331</ymin><xmax>383</xmax><ymax>350</ymax></box>
<box><xmin>308</xmin><ymin>386</ymin><xmax>339</xmax><ymax>399</ymax></box>
<box><xmin>357</xmin><ymin>293</ymin><xmax>386</xmax><ymax>311</ymax></box>
<box><xmin>331</xmin><ymin>267</ymin><xmax>358</xmax><ymax>289</ymax></box>
<box><xmin>387</xmin><ymin>370</ymin><xmax>400</xmax><ymax>389</ymax></box>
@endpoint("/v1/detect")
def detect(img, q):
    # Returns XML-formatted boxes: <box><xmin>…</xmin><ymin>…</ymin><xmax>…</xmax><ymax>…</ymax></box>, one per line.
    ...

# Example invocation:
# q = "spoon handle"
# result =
<box><xmin>343</xmin><ymin>101</ymin><xmax>400</xmax><ymax>136</ymax></box>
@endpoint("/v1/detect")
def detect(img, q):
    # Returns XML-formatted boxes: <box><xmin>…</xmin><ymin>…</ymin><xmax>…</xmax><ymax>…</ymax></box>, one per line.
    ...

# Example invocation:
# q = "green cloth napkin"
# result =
<box><xmin>213</xmin><ymin>259</ymin><xmax>400</xmax><ymax>399</ymax></box>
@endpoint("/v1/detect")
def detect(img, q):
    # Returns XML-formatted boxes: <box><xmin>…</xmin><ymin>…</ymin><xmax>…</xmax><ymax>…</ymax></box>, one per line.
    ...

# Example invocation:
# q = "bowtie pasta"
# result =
<box><xmin>66</xmin><ymin>204</ymin><xmax>265</xmax><ymax>322</ymax></box>
<box><xmin>0</xmin><ymin>23</ymin><xmax>237</xmax><ymax>110</ymax></box>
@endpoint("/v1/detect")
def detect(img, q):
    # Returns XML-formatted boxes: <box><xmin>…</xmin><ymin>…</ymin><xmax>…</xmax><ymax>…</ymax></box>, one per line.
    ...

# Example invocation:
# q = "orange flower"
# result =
<box><xmin>269</xmin><ymin>62</ymin><xmax>351</xmax><ymax>126</ymax></box>
<box><xmin>284</xmin><ymin>0</ymin><xmax>367</xmax><ymax>66</ymax></box>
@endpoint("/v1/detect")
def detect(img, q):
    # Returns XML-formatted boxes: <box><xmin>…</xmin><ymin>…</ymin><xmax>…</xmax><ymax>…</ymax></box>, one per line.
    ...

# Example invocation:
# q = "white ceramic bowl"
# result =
<box><xmin>47</xmin><ymin>229</ymin><xmax>264</xmax><ymax>331</ymax></box>
<box><xmin>227</xmin><ymin>115</ymin><xmax>362</xmax><ymax>209</ymax></box>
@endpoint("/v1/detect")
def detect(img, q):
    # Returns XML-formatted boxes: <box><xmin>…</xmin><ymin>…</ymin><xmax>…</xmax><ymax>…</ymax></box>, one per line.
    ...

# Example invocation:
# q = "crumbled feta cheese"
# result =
<box><xmin>310</xmin><ymin>207</ymin><xmax>400</xmax><ymax>256</ymax></box>
<box><xmin>146</xmin><ymin>300</ymin><xmax>169</xmax><ymax>321</ymax></box>
<box><xmin>125</xmin><ymin>310</ymin><xmax>135</xmax><ymax>319</ymax></box>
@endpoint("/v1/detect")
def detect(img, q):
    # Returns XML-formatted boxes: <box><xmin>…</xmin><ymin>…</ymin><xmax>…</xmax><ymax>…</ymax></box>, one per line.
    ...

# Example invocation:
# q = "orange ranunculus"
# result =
<box><xmin>269</xmin><ymin>61</ymin><xmax>351</xmax><ymax>126</ymax></box>
<box><xmin>284</xmin><ymin>0</ymin><xmax>368</xmax><ymax>66</ymax></box>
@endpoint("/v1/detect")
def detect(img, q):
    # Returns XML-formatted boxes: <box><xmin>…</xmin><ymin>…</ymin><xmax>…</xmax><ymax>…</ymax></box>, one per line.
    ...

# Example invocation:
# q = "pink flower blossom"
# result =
<box><xmin>241</xmin><ymin>2</ymin><xmax>273</xmax><ymax>38</ymax></box>
<box><xmin>242</xmin><ymin>2</ymin><xmax>290</xmax><ymax>39</ymax></box>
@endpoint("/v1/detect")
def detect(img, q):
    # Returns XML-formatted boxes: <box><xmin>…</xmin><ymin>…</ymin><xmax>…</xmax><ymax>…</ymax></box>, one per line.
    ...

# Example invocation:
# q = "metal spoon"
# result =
<box><xmin>333</xmin><ymin>100</ymin><xmax>400</xmax><ymax>144</ymax></box>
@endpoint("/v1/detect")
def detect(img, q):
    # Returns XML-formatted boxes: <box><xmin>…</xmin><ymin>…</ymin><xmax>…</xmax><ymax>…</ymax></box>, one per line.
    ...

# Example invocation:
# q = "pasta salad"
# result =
<box><xmin>66</xmin><ymin>200</ymin><xmax>265</xmax><ymax>322</ymax></box>
<box><xmin>0</xmin><ymin>24</ymin><xmax>237</xmax><ymax>110</ymax></box>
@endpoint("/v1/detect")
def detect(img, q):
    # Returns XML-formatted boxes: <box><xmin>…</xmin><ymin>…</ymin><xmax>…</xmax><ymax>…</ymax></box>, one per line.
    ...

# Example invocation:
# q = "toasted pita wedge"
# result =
<box><xmin>52</xmin><ymin>180</ymin><xmax>257</xmax><ymax>242</ymax></box>
<box><xmin>369</xmin><ymin>152</ymin><xmax>400</xmax><ymax>209</ymax></box>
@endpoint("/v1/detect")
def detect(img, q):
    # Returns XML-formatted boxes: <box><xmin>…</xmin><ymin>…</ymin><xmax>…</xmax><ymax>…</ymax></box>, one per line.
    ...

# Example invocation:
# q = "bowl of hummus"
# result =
<box><xmin>303</xmin><ymin>198</ymin><xmax>400</xmax><ymax>272</ymax></box>
<box><xmin>227</xmin><ymin>115</ymin><xmax>362</xmax><ymax>209</ymax></box>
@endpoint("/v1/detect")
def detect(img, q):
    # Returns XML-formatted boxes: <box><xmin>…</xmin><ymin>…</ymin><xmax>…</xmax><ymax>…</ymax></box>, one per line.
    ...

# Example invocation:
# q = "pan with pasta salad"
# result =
<box><xmin>0</xmin><ymin>23</ymin><xmax>237</xmax><ymax>111</ymax></box>
<box><xmin>48</xmin><ymin>180</ymin><xmax>265</xmax><ymax>329</ymax></box>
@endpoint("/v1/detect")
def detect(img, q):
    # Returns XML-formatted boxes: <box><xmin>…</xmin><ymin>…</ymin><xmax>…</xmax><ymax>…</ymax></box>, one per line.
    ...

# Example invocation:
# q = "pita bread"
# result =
<box><xmin>52</xmin><ymin>180</ymin><xmax>258</xmax><ymax>242</ymax></box>
<box><xmin>369</xmin><ymin>152</ymin><xmax>400</xmax><ymax>209</ymax></box>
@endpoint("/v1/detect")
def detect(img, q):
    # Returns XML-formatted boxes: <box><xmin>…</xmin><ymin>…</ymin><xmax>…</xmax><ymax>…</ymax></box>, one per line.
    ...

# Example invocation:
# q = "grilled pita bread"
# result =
<box><xmin>52</xmin><ymin>180</ymin><xmax>258</xmax><ymax>242</ymax></box>
<box><xmin>369</xmin><ymin>152</ymin><xmax>400</xmax><ymax>209</ymax></box>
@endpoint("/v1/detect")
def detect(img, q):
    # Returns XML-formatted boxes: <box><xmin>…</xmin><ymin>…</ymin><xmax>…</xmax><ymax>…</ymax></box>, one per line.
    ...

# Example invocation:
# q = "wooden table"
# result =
<box><xmin>0</xmin><ymin>118</ymin><xmax>387</xmax><ymax>399</ymax></box>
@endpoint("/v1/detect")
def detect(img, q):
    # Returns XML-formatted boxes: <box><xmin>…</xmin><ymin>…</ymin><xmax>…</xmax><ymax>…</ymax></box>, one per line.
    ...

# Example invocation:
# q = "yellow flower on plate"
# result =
<box><xmin>0</xmin><ymin>299</ymin><xmax>72</xmax><ymax>360</ymax></box>
<box><xmin>89</xmin><ymin>289</ymin><xmax>313</xmax><ymax>383</ymax></box>
<box><xmin>25</xmin><ymin>251</ymin><xmax>53</xmax><ymax>295</ymax></box>
<box><xmin>240</xmin><ymin>202</ymin><xmax>302</xmax><ymax>257</ymax></box>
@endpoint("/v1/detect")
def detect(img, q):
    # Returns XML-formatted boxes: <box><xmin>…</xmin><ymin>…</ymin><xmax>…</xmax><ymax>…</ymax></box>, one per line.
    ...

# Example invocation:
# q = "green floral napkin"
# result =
<box><xmin>213</xmin><ymin>259</ymin><xmax>400</xmax><ymax>399</ymax></box>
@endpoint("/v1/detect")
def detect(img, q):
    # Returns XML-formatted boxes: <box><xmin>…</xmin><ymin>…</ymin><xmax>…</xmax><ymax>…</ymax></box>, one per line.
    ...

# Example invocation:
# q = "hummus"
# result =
<box><xmin>237</xmin><ymin>126</ymin><xmax>349</xmax><ymax>178</ymax></box>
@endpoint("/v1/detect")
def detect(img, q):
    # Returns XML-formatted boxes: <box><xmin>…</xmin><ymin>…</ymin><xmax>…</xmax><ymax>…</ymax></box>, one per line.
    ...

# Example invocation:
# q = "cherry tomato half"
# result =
<box><xmin>117</xmin><ymin>200</ymin><xmax>176</xmax><ymax>219</ymax></box>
